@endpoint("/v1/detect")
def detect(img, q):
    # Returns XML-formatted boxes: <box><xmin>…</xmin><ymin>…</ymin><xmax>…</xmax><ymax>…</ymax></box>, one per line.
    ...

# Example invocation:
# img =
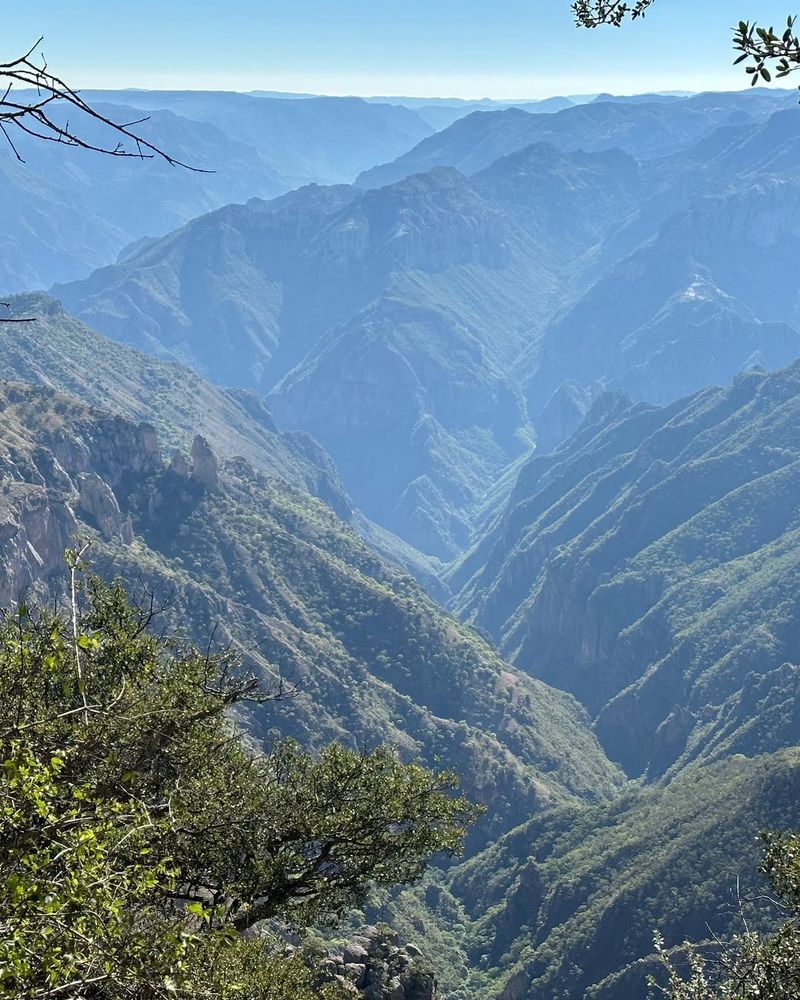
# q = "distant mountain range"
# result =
<box><xmin>0</xmin><ymin>90</ymin><xmax>434</xmax><ymax>290</ymax></box>
<box><xmin>52</xmin><ymin>166</ymin><xmax>553</xmax><ymax>557</ymax></box>
<box><xmin>3</xmin><ymin>83</ymin><xmax>800</xmax><ymax>1000</ymax></box>
<box><xmin>6</xmin><ymin>86</ymin><xmax>700</xmax><ymax>291</ymax></box>
<box><xmin>48</xmin><ymin>89</ymin><xmax>800</xmax><ymax>561</ymax></box>
<box><xmin>357</xmin><ymin>89</ymin><xmax>799</xmax><ymax>189</ymax></box>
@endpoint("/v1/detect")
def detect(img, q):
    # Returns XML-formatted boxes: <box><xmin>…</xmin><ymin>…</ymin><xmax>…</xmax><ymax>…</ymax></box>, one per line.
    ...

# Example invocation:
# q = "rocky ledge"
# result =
<box><xmin>313</xmin><ymin>926</ymin><xmax>443</xmax><ymax>1000</ymax></box>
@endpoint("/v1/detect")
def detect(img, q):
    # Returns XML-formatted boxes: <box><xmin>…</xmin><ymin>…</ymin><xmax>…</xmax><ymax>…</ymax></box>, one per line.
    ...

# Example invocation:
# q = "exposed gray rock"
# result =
<box><xmin>47</xmin><ymin>418</ymin><xmax>162</xmax><ymax>489</ymax></box>
<box><xmin>344</xmin><ymin>942</ymin><xmax>371</xmax><ymax>965</ymax></box>
<box><xmin>0</xmin><ymin>390</ymin><xmax>161</xmax><ymax>603</ymax></box>
<box><xmin>76</xmin><ymin>473</ymin><xmax>132</xmax><ymax>544</ymax></box>
<box><xmin>317</xmin><ymin>929</ymin><xmax>444</xmax><ymax>1000</ymax></box>
<box><xmin>500</xmin><ymin>968</ymin><xmax>530</xmax><ymax>1000</ymax></box>
<box><xmin>170</xmin><ymin>449</ymin><xmax>191</xmax><ymax>478</ymax></box>
<box><xmin>0</xmin><ymin>484</ymin><xmax>76</xmax><ymax>607</ymax></box>
<box><xmin>534</xmin><ymin>380</ymin><xmax>592</xmax><ymax>455</ymax></box>
<box><xmin>190</xmin><ymin>435</ymin><xmax>219</xmax><ymax>491</ymax></box>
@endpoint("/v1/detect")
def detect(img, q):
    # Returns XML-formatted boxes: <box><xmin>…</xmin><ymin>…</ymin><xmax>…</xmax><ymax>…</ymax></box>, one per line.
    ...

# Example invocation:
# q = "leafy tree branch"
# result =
<box><xmin>651</xmin><ymin>831</ymin><xmax>800</xmax><ymax>999</ymax></box>
<box><xmin>572</xmin><ymin>2</ymin><xmax>800</xmax><ymax>86</ymax></box>
<box><xmin>0</xmin><ymin>567</ymin><xmax>479</xmax><ymax>998</ymax></box>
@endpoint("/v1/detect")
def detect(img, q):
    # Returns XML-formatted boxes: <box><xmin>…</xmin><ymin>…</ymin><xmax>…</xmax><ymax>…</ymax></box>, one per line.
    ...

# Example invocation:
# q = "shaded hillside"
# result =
<box><xmin>391</xmin><ymin>750</ymin><xmax>800</xmax><ymax>1000</ymax></box>
<box><xmin>80</xmin><ymin>90</ymin><xmax>434</xmax><ymax>187</ymax></box>
<box><xmin>0</xmin><ymin>380</ymin><xmax>624</xmax><ymax>848</ymax></box>
<box><xmin>0</xmin><ymin>293</ymin><xmax>450</xmax><ymax>590</ymax></box>
<box><xmin>598</xmin><ymin>106</ymin><xmax>800</xmax><ymax>269</ymax></box>
<box><xmin>471</xmin><ymin>142</ymin><xmax>641</xmax><ymax>258</ymax></box>
<box><xmin>53</xmin><ymin>167</ymin><xmax>556</xmax><ymax>557</ymax></box>
<box><xmin>0</xmin><ymin>294</ymin><xmax>349</xmax><ymax>514</ymax></box>
<box><xmin>54</xmin><ymin>168</ymin><xmax>548</xmax><ymax>386</ymax></box>
<box><xmin>452</xmin><ymin>363</ymin><xmax>800</xmax><ymax>778</ymax></box>
<box><xmin>0</xmin><ymin>91</ymin><xmax>432</xmax><ymax>290</ymax></box>
<box><xmin>524</xmin><ymin>168</ymin><xmax>800</xmax><ymax>432</ymax></box>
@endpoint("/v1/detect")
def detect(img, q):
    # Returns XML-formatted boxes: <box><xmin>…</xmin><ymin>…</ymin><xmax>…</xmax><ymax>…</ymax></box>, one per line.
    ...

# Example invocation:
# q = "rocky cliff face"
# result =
<box><xmin>0</xmin><ymin>383</ymin><xmax>163</xmax><ymax>604</ymax></box>
<box><xmin>0</xmin><ymin>485</ymin><xmax>75</xmax><ymax>607</ymax></box>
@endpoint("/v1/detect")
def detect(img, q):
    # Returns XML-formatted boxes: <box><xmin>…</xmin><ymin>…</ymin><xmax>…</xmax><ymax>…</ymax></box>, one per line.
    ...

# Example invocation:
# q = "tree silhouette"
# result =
<box><xmin>0</xmin><ymin>37</ymin><xmax>201</xmax><ymax>166</ymax></box>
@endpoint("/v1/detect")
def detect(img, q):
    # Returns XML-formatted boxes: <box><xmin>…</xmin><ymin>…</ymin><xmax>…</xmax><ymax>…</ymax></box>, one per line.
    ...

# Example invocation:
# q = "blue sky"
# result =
<box><xmin>4</xmin><ymin>2</ymin><xmax>788</xmax><ymax>98</ymax></box>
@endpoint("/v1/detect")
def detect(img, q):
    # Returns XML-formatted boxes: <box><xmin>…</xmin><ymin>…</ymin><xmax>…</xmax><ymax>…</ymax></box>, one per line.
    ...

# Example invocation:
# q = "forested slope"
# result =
<box><xmin>452</xmin><ymin>363</ymin><xmax>800</xmax><ymax>779</ymax></box>
<box><xmin>0</xmin><ymin>379</ymin><xmax>625</xmax><ymax>849</ymax></box>
<box><xmin>390</xmin><ymin>750</ymin><xmax>800</xmax><ymax>1000</ymax></box>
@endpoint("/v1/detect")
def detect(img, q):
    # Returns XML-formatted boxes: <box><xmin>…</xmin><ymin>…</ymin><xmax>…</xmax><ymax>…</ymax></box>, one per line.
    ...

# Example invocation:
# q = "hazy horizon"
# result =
<box><xmin>5</xmin><ymin>0</ymin><xmax>778</xmax><ymax>101</ymax></box>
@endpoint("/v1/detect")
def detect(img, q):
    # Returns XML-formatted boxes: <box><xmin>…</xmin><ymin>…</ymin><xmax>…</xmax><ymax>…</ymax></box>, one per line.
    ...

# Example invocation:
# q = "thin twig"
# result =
<box><xmin>0</xmin><ymin>36</ymin><xmax>210</xmax><ymax>171</ymax></box>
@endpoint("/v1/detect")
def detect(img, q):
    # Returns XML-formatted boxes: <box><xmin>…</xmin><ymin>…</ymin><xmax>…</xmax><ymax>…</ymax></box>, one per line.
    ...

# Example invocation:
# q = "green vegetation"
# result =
<box><xmin>379</xmin><ymin>752</ymin><xmax>800</xmax><ymax>1000</ymax></box>
<box><xmin>104</xmin><ymin>452</ymin><xmax>626</xmax><ymax>841</ymax></box>
<box><xmin>453</xmin><ymin>363</ymin><xmax>800</xmax><ymax>779</ymax></box>
<box><xmin>3</xmin><ymin>9</ymin><xmax>800</xmax><ymax>1000</ymax></box>
<box><xmin>0</xmin><ymin>293</ymin><xmax>445</xmax><ymax>589</ymax></box>
<box><xmin>0</xmin><ymin>293</ymin><xmax>349</xmax><ymax>509</ymax></box>
<box><xmin>3</xmin><ymin>326</ymin><xmax>800</xmax><ymax>1000</ymax></box>
<box><xmin>0</xmin><ymin>379</ymin><xmax>625</xmax><ymax>848</ymax></box>
<box><xmin>0</xmin><ymin>568</ymin><xmax>474</xmax><ymax>998</ymax></box>
<box><xmin>654</xmin><ymin>831</ymin><xmax>800</xmax><ymax>999</ymax></box>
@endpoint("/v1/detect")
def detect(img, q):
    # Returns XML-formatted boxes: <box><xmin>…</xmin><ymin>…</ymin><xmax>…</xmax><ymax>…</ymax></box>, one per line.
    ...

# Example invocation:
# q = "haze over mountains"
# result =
<box><xmin>3</xmin><ymin>85</ymin><xmax>648</xmax><ymax>291</ymax></box>
<box><xmin>356</xmin><ymin>89</ymin><xmax>799</xmax><ymax>188</ymax></box>
<box><xmin>50</xmin><ymin>87</ymin><xmax>800</xmax><ymax>561</ymax></box>
<box><xmin>0</xmin><ymin>90</ymin><xmax>435</xmax><ymax>290</ymax></box>
<box><xmin>3</xmin><ymin>82</ymin><xmax>800</xmax><ymax>1000</ymax></box>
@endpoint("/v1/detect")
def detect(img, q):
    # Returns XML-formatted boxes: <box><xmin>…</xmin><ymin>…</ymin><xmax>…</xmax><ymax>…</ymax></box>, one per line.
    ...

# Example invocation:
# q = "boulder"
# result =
<box><xmin>343</xmin><ymin>942</ymin><xmax>370</xmax><ymax>965</ymax></box>
<box><xmin>318</xmin><ymin>929</ymin><xmax>444</xmax><ymax>1000</ymax></box>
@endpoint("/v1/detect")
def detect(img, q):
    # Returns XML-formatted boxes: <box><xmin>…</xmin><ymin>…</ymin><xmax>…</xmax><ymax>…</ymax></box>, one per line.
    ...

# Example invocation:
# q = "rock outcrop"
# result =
<box><xmin>316</xmin><ymin>927</ymin><xmax>443</xmax><ymax>1000</ymax></box>
<box><xmin>0</xmin><ymin>484</ymin><xmax>76</xmax><ymax>607</ymax></box>
<box><xmin>189</xmin><ymin>435</ymin><xmax>220</xmax><ymax>491</ymax></box>
<box><xmin>77</xmin><ymin>473</ymin><xmax>134</xmax><ymax>544</ymax></box>
<box><xmin>0</xmin><ymin>383</ymin><xmax>162</xmax><ymax>602</ymax></box>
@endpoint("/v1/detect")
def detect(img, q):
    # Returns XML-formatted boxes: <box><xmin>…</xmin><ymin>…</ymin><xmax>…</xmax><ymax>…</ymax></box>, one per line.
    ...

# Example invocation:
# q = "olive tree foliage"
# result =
<box><xmin>572</xmin><ymin>1</ymin><xmax>800</xmax><ymax>85</ymax></box>
<box><xmin>0</xmin><ymin>555</ymin><xmax>477</xmax><ymax>999</ymax></box>
<box><xmin>650</xmin><ymin>832</ymin><xmax>800</xmax><ymax>1000</ymax></box>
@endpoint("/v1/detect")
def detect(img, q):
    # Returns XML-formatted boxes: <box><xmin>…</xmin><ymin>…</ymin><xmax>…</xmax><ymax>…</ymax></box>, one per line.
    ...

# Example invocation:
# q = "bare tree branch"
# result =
<box><xmin>0</xmin><ymin>37</ymin><xmax>208</xmax><ymax>171</ymax></box>
<box><xmin>0</xmin><ymin>303</ymin><xmax>36</xmax><ymax>324</ymax></box>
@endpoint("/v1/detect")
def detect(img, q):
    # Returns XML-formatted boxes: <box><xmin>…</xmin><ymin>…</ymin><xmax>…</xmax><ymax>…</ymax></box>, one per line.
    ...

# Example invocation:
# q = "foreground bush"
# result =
<box><xmin>0</xmin><ymin>558</ymin><xmax>476</xmax><ymax>998</ymax></box>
